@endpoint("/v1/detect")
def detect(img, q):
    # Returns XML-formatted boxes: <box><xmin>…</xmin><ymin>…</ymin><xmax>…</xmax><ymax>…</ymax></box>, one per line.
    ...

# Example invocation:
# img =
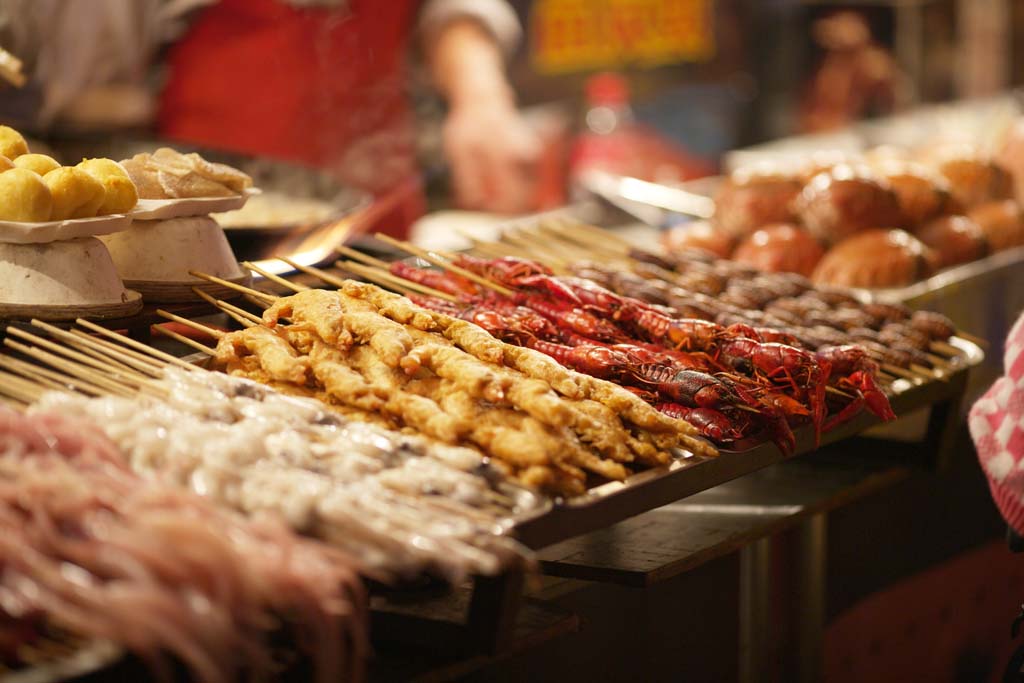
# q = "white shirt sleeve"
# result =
<box><xmin>419</xmin><ymin>0</ymin><xmax>522</xmax><ymax>58</ymax></box>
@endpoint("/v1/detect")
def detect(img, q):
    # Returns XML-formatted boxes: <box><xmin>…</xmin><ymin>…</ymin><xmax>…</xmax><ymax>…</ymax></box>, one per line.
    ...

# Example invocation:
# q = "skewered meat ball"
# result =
<box><xmin>967</xmin><ymin>200</ymin><xmax>1024</xmax><ymax>252</ymax></box>
<box><xmin>811</xmin><ymin>229</ymin><xmax>935</xmax><ymax>288</ymax></box>
<box><xmin>662</xmin><ymin>220</ymin><xmax>734</xmax><ymax>258</ymax></box>
<box><xmin>731</xmin><ymin>223</ymin><xmax>825</xmax><ymax>277</ymax></box>
<box><xmin>713</xmin><ymin>169</ymin><xmax>803</xmax><ymax>239</ymax></box>
<box><xmin>792</xmin><ymin>165</ymin><xmax>903</xmax><ymax>244</ymax></box>
<box><xmin>914</xmin><ymin>214</ymin><xmax>988</xmax><ymax>268</ymax></box>
<box><xmin>934</xmin><ymin>155</ymin><xmax>1013</xmax><ymax>209</ymax></box>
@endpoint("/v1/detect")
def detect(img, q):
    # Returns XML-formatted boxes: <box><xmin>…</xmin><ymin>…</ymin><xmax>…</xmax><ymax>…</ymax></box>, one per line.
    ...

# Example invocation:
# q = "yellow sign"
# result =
<box><xmin>531</xmin><ymin>0</ymin><xmax>716</xmax><ymax>74</ymax></box>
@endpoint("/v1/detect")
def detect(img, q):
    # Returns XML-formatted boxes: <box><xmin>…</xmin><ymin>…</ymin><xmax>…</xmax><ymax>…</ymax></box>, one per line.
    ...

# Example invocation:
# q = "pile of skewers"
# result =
<box><xmin>322</xmin><ymin>243</ymin><xmax>882</xmax><ymax>454</ymax></box>
<box><xmin>201</xmin><ymin>278</ymin><xmax>712</xmax><ymax>497</ymax></box>
<box><xmin>0</xmin><ymin>319</ymin><xmax>557</xmax><ymax>681</ymax></box>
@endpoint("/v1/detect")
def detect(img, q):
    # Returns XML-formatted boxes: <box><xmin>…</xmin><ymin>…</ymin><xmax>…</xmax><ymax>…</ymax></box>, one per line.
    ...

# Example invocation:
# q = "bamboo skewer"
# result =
<box><xmin>188</xmin><ymin>271</ymin><xmax>279</xmax><ymax>303</ymax></box>
<box><xmin>74</xmin><ymin>318</ymin><xmax>194</xmax><ymax>371</ymax></box>
<box><xmin>152</xmin><ymin>324</ymin><xmax>217</xmax><ymax>356</ymax></box>
<box><xmin>192</xmin><ymin>289</ymin><xmax>262</xmax><ymax>327</ymax></box>
<box><xmin>335</xmin><ymin>245</ymin><xmax>390</xmax><ymax>270</ymax></box>
<box><xmin>242</xmin><ymin>261</ymin><xmax>309</xmax><ymax>293</ymax></box>
<box><xmin>69</xmin><ymin>329</ymin><xmax>166</xmax><ymax>373</ymax></box>
<box><xmin>339</xmin><ymin>261</ymin><xmax>457</xmax><ymax>302</ymax></box>
<box><xmin>31</xmin><ymin>320</ymin><xmax>162</xmax><ymax>379</ymax></box>
<box><xmin>0</xmin><ymin>355</ymin><xmax>108</xmax><ymax>397</ymax></box>
<box><xmin>4</xmin><ymin>339</ymin><xmax>135</xmax><ymax>398</ymax></box>
<box><xmin>280</xmin><ymin>257</ymin><xmax>350</xmax><ymax>291</ymax></box>
<box><xmin>156</xmin><ymin>309</ymin><xmax>224</xmax><ymax>339</ymax></box>
<box><xmin>0</xmin><ymin>47</ymin><xmax>26</xmax><ymax>88</ymax></box>
<box><xmin>373</xmin><ymin>233</ymin><xmax>516</xmax><ymax>298</ymax></box>
<box><xmin>0</xmin><ymin>370</ymin><xmax>44</xmax><ymax>404</ymax></box>
<box><xmin>6</xmin><ymin>328</ymin><xmax>153</xmax><ymax>390</ymax></box>
<box><xmin>955</xmin><ymin>330</ymin><xmax>987</xmax><ymax>348</ymax></box>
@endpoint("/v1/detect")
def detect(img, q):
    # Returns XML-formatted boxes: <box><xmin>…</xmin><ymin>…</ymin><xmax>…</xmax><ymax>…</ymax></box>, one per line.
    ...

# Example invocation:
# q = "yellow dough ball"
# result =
<box><xmin>0</xmin><ymin>125</ymin><xmax>29</xmax><ymax>159</ymax></box>
<box><xmin>0</xmin><ymin>168</ymin><xmax>53</xmax><ymax>222</ymax></box>
<box><xmin>76</xmin><ymin>158</ymin><xmax>139</xmax><ymax>214</ymax></box>
<box><xmin>0</xmin><ymin>155</ymin><xmax>12</xmax><ymax>172</ymax></box>
<box><xmin>14</xmin><ymin>153</ymin><xmax>61</xmax><ymax>176</ymax></box>
<box><xmin>43</xmin><ymin>167</ymin><xmax>106</xmax><ymax>220</ymax></box>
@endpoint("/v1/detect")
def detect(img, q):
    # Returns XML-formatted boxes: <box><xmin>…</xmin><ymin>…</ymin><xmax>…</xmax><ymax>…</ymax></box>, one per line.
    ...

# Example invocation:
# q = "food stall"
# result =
<box><xmin>0</xmin><ymin>2</ymin><xmax>1022</xmax><ymax>680</ymax></box>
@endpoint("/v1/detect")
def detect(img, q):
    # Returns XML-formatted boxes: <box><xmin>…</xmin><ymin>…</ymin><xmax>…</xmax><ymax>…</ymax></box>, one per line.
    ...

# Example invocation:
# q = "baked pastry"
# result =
<box><xmin>0</xmin><ymin>125</ymin><xmax>28</xmax><ymax>160</ymax></box>
<box><xmin>14</xmin><ymin>153</ymin><xmax>61</xmax><ymax>176</ymax></box>
<box><xmin>793</xmin><ymin>165</ymin><xmax>903</xmax><ymax>244</ymax></box>
<box><xmin>43</xmin><ymin>167</ymin><xmax>106</xmax><ymax>220</ymax></box>
<box><xmin>77</xmin><ymin>158</ymin><xmax>139</xmax><ymax>214</ymax></box>
<box><xmin>967</xmin><ymin>200</ymin><xmax>1024</xmax><ymax>252</ymax></box>
<box><xmin>732</xmin><ymin>223</ymin><xmax>825</xmax><ymax>277</ymax></box>
<box><xmin>713</xmin><ymin>168</ymin><xmax>802</xmax><ymax>239</ymax></box>
<box><xmin>874</xmin><ymin>162</ymin><xmax>952</xmax><ymax>226</ymax></box>
<box><xmin>914</xmin><ymin>215</ymin><xmax>987</xmax><ymax>268</ymax></box>
<box><xmin>0</xmin><ymin>168</ymin><xmax>53</xmax><ymax>222</ymax></box>
<box><xmin>662</xmin><ymin>220</ymin><xmax>734</xmax><ymax>258</ymax></box>
<box><xmin>935</xmin><ymin>156</ymin><xmax>1013</xmax><ymax>209</ymax></box>
<box><xmin>811</xmin><ymin>229</ymin><xmax>935</xmax><ymax>288</ymax></box>
<box><xmin>0</xmin><ymin>155</ymin><xmax>12</xmax><ymax>172</ymax></box>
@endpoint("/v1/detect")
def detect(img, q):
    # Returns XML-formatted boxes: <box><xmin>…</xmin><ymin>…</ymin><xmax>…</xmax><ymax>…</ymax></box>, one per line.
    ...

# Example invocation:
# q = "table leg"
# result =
<box><xmin>739</xmin><ymin>537</ymin><xmax>772</xmax><ymax>683</ymax></box>
<box><xmin>797</xmin><ymin>513</ymin><xmax>827</xmax><ymax>683</ymax></box>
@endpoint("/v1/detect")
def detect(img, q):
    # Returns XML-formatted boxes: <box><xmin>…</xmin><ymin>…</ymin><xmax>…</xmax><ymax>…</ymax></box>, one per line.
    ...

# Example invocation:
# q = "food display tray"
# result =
<box><xmin>0</xmin><ymin>213</ymin><xmax>131</xmax><ymax>244</ymax></box>
<box><xmin>514</xmin><ymin>337</ymin><xmax>982</xmax><ymax>549</ymax></box>
<box><xmin>130</xmin><ymin>188</ymin><xmax>257</xmax><ymax>221</ymax></box>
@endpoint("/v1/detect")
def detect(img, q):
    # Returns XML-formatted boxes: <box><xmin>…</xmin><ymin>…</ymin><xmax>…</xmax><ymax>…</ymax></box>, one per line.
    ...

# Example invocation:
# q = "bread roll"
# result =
<box><xmin>77</xmin><ymin>158</ymin><xmax>139</xmax><ymax>214</ymax></box>
<box><xmin>14</xmin><ymin>153</ymin><xmax>61</xmax><ymax>176</ymax></box>
<box><xmin>0</xmin><ymin>168</ymin><xmax>53</xmax><ymax>222</ymax></box>
<box><xmin>793</xmin><ymin>165</ymin><xmax>903</xmax><ymax>244</ymax></box>
<box><xmin>914</xmin><ymin>215</ymin><xmax>987</xmax><ymax>268</ymax></box>
<box><xmin>43</xmin><ymin>167</ymin><xmax>106</xmax><ymax>220</ymax></box>
<box><xmin>0</xmin><ymin>155</ymin><xmax>12</xmax><ymax>172</ymax></box>
<box><xmin>732</xmin><ymin>223</ymin><xmax>825</xmax><ymax>277</ymax></box>
<box><xmin>812</xmin><ymin>229</ymin><xmax>934</xmax><ymax>288</ymax></box>
<box><xmin>662</xmin><ymin>220</ymin><xmax>734</xmax><ymax>258</ymax></box>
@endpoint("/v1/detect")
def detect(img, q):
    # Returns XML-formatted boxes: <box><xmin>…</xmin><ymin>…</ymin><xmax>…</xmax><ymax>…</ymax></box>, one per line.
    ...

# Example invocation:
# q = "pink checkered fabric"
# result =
<box><xmin>970</xmin><ymin>311</ymin><xmax>1024</xmax><ymax>535</ymax></box>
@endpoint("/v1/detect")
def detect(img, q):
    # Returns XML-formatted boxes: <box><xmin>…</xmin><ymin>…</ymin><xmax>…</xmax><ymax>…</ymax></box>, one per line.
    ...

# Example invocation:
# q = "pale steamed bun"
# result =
<box><xmin>14</xmin><ymin>153</ymin><xmax>61</xmax><ymax>176</ymax></box>
<box><xmin>43</xmin><ymin>167</ymin><xmax>106</xmax><ymax>220</ymax></box>
<box><xmin>76</xmin><ymin>158</ymin><xmax>139</xmax><ymax>214</ymax></box>
<box><xmin>0</xmin><ymin>125</ymin><xmax>29</xmax><ymax>159</ymax></box>
<box><xmin>0</xmin><ymin>168</ymin><xmax>53</xmax><ymax>222</ymax></box>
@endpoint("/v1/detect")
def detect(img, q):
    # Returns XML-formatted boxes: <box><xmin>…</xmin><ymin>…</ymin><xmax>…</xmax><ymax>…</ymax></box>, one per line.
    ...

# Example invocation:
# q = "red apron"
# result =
<box><xmin>159</xmin><ymin>0</ymin><xmax>424</xmax><ymax>232</ymax></box>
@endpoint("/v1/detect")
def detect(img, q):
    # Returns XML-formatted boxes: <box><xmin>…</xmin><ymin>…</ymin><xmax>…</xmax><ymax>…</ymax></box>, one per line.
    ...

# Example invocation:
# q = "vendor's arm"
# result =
<box><xmin>423</xmin><ymin>2</ymin><xmax>540</xmax><ymax>214</ymax></box>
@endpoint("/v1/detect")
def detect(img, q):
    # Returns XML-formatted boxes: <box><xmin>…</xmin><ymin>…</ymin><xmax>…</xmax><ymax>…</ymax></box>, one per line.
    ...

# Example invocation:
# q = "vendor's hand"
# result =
<box><xmin>444</xmin><ymin>97</ymin><xmax>541</xmax><ymax>214</ymax></box>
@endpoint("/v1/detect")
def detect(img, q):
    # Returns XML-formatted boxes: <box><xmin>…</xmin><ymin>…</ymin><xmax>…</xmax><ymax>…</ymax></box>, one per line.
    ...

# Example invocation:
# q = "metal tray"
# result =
<box><xmin>513</xmin><ymin>337</ymin><xmax>982</xmax><ymax>549</ymax></box>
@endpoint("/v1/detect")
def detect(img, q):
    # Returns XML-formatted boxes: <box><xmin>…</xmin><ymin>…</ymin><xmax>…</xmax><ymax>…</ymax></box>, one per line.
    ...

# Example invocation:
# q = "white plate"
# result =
<box><xmin>0</xmin><ymin>214</ymin><xmax>132</xmax><ymax>244</ymax></box>
<box><xmin>131</xmin><ymin>187</ymin><xmax>259</xmax><ymax>220</ymax></box>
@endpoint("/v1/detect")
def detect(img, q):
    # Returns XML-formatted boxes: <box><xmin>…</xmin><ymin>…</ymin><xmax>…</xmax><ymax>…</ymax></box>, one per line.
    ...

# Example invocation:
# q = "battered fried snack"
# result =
<box><xmin>0</xmin><ymin>168</ymin><xmax>52</xmax><ymax>222</ymax></box>
<box><xmin>43</xmin><ymin>166</ymin><xmax>105</xmax><ymax>220</ymax></box>
<box><xmin>12</xmin><ymin>153</ymin><xmax>58</xmax><ymax>176</ymax></box>
<box><xmin>213</xmin><ymin>284</ymin><xmax>714</xmax><ymax>496</ymax></box>
<box><xmin>0</xmin><ymin>125</ymin><xmax>28</xmax><ymax>159</ymax></box>
<box><xmin>77</xmin><ymin>158</ymin><xmax>139</xmax><ymax>214</ymax></box>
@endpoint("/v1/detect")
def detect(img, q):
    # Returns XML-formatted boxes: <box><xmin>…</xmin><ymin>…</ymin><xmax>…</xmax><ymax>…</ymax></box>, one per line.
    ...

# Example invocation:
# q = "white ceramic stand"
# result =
<box><xmin>99</xmin><ymin>216</ymin><xmax>249</xmax><ymax>302</ymax></box>
<box><xmin>0</xmin><ymin>237</ymin><xmax>143</xmax><ymax>320</ymax></box>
